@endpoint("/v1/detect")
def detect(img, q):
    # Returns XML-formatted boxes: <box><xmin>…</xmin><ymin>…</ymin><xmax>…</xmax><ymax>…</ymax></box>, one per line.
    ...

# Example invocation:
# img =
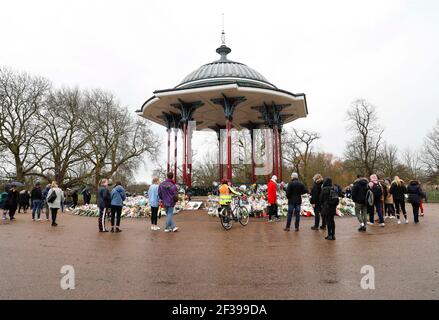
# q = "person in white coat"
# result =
<box><xmin>46</xmin><ymin>181</ymin><xmax>64</xmax><ymax>227</ymax></box>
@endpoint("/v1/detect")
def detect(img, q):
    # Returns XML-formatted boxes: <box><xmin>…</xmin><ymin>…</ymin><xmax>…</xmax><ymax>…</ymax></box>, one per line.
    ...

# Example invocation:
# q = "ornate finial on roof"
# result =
<box><xmin>216</xmin><ymin>13</ymin><xmax>231</xmax><ymax>62</ymax></box>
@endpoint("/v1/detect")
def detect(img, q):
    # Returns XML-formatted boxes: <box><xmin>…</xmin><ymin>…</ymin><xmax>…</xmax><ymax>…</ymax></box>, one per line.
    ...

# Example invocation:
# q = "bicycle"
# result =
<box><xmin>218</xmin><ymin>195</ymin><xmax>249</xmax><ymax>230</ymax></box>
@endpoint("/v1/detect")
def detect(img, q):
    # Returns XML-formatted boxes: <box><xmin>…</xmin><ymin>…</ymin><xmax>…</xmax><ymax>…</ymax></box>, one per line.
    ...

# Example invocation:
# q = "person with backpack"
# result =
<box><xmin>110</xmin><ymin>182</ymin><xmax>126</xmax><ymax>233</ymax></box>
<box><xmin>352</xmin><ymin>175</ymin><xmax>369</xmax><ymax>232</ymax></box>
<box><xmin>31</xmin><ymin>183</ymin><xmax>44</xmax><ymax>221</ymax></box>
<box><xmin>310</xmin><ymin>173</ymin><xmax>325</xmax><ymax>231</ymax></box>
<box><xmin>285</xmin><ymin>172</ymin><xmax>307</xmax><ymax>232</ymax></box>
<box><xmin>97</xmin><ymin>179</ymin><xmax>111</xmax><ymax>232</ymax></box>
<box><xmin>369</xmin><ymin>174</ymin><xmax>385</xmax><ymax>227</ymax></box>
<box><xmin>46</xmin><ymin>181</ymin><xmax>64</xmax><ymax>227</ymax></box>
<box><xmin>407</xmin><ymin>180</ymin><xmax>423</xmax><ymax>223</ymax></box>
<box><xmin>158</xmin><ymin>172</ymin><xmax>179</xmax><ymax>233</ymax></box>
<box><xmin>319</xmin><ymin>177</ymin><xmax>339</xmax><ymax>240</ymax></box>
<box><xmin>390</xmin><ymin>176</ymin><xmax>408</xmax><ymax>224</ymax></box>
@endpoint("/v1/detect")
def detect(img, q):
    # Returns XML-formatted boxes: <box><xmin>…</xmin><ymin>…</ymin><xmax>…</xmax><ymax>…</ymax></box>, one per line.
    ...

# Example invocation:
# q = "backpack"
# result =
<box><xmin>328</xmin><ymin>187</ymin><xmax>340</xmax><ymax>206</ymax></box>
<box><xmin>366</xmin><ymin>189</ymin><xmax>374</xmax><ymax>206</ymax></box>
<box><xmin>47</xmin><ymin>189</ymin><xmax>57</xmax><ymax>204</ymax></box>
<box><xmin>0</xmin><ymin>192</ymin><xmax>7</xmax><ymax>208</ymax></box>
<box><xmin>372</xmin><ymin>183</ymin><xmax>383</xmax><ymax>199</ymax></box>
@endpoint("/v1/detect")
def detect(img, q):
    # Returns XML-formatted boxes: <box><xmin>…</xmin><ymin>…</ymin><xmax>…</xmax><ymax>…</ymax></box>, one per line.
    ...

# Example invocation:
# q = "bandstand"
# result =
<box><xmin>137</xmin><ymin>32</ymin><xmax>308</xmax><ymax>187</ymax></box>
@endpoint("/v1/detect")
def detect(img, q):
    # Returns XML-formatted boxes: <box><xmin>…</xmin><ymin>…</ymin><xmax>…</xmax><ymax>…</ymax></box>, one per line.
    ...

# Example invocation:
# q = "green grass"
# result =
<box><xmin>427</xmin><ymin>190</ymin><xmax>439</xmax><ymax>203</ymax></box>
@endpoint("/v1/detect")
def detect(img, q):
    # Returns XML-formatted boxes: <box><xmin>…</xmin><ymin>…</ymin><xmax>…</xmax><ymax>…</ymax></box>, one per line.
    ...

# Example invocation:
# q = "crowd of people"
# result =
<box><xmin>264</xmin><ymin>172</ymin><xmax>426</xmax><ymax>241</ymax></box>
<box><xmin>0</xmin><ymin>170</ymin><xmax>428</xmax><ymax>240</ymax></box>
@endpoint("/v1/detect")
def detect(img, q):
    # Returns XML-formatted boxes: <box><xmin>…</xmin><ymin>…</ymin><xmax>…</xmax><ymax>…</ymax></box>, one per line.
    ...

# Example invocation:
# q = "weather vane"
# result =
<box><xmin>221</xmin><ymin>13</ymin><xmax>225</xmax><ymax>45</ymax></box>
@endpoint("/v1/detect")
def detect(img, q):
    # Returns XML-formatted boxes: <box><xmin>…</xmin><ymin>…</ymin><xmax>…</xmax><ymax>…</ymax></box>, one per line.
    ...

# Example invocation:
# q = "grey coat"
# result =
<box><xmin>47</xmin><ymin>187</ymin><xmax>65</xmax><ymax>209</ymax></box>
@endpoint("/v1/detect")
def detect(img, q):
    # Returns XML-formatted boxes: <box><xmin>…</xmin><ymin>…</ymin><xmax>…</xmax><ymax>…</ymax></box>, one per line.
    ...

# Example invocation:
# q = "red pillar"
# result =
<box><xmin>167</xmin><ymin>128</ymin><xmax>171</xmax><ymax>174</ymax></box>
<box><xmin>187</xmin><ymin>124</ymin><xmax>192</xmax><ymax>188</ymax></box>
<box><xmin>218</xmin><ymin>131</ymin><xmax>223</xmax><ymax>182</ymax></box>
<box><xmin>272</xmin><ymin>128</ymin><xmax>276</xmax><ymax>177</ymax></box>
<box><xmin>182</xmin><ymin>122</ymin><xmax>187</xmax><ymax>185</ymax></box>
<box><xmin>250</xmin><ymin>130</ymin><xmax>255</xmax><ymax>183</ymax></box>
<box><xmin>226</xmin><ymin>119</ymin><xmax>232</xmax><ymax>181</ymax></box>
<box><xmin>174</xmin><ymin>128</ymin><xmax>178</xmax><ymax>182</ymax></box>
<box><xmin>278</xmin><ymin>128</ymin><xmax>283</xmax><ymax>182</ymax></box>
<box><xmin>274</xmin><ymin>126</ymin><xmax>279</xmax><ymax>178</ymax></box>
<box><xmin>264</xmin><ymin>128</ymin><xmax>271</xmax><ymax>181</ymax></box>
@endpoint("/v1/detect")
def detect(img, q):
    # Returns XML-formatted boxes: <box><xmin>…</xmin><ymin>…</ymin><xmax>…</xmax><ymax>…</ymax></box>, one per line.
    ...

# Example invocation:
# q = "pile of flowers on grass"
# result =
<box><xmin>206</xmin><ymin>184</ymin><xmax>357</xmax><ymax>218</ymax></box>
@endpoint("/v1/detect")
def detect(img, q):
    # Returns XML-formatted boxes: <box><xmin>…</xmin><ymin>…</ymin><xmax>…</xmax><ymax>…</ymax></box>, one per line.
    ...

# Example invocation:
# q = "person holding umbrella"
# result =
<box><xmin>4</xmin><ymin>185</ymin><xmax>19</xmax><ymax>220</ymax></box>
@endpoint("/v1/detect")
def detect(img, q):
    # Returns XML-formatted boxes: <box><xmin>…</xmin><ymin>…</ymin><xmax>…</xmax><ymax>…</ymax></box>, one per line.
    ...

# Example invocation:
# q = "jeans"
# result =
<box><xmin>355</xmin><ymin>203</ymin><xmax>368</xmax><ymax>226</ymax></box>
<box><xmin>411</xmin><ymin>203</ymin><xmax>420</xmax><ymax>223</ymax></box>
<box><xmin>44</xmin><ymin>201</ymin><xmax>50</xmax><ymax>220</ymax></box>
<box><xmin>325</xmin><ymin>214</ymin><xmax>335</xmax><ymax>237</ymax></box>
<box><xmin>32</xmin><ymin>200</ymin><xmax>43</xmax><ymax>219</ymax></box>
<box><xmin>268</xmin><ymin>204</ymin><xmax>279</xmax><ymax>220</ymax></box>
<box><xmin>51</xmin><ymin>208</ymin><xmax>58</xmax><ymax>224</ymax></box>
<box><xmin>313</xmin><ymin>204</ymin><xmax>325</xmax><ymax>228</ymax></box>
<box><xmin>98</xmin><ymin>207</ymin><xmax>108</xmax><ymax>231</ymax></box>
<box><xmin>165</xmin><ymin>206</ymin><xmax>176</xmax><ymax>230</ymax></box>
<box><xmin>111</xmin><ymin>205</ymin><xmax>122</xmax><ymax>227</ymax></box>
<box><xmin>385</xmin><ymin>203</ymin><xmax>395</xmax><ymax>216</ymax></box>
<box><xmin>286</xmin><ymin>204</ymin><xmax>301</xmax><ymax>229</ymax></box>
<box><xmin>394</xmin><ymin>199</ymin><xmax>407</xmax><ymax>220</ymax></box>
<box><xmin>369</xmin><ymin>203</ymin><xmax>384</xmax><ymax>224</ymax></box>
<box><xmin>151</xmin><ymin>206</ymin><xmax>159</xmax><ymax>225</ymax></box>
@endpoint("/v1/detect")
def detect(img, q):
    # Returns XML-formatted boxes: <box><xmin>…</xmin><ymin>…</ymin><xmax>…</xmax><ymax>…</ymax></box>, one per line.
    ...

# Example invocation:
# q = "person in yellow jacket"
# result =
<box><xmin>219</xmin><ymin>179</ymin><xmax>241</xmax><ymax>215</ymax></box>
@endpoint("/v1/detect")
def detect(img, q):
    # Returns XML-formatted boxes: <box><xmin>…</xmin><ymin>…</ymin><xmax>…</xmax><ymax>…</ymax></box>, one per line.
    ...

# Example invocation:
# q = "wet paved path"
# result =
<box><xmin>1</xmin><ymin>204</ymin><xmax>439</xmax><ymax>299</ymax></box>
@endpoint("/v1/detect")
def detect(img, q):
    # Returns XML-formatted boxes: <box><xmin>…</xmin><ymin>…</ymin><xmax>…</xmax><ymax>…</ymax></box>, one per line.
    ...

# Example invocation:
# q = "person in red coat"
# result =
<box><xmin>267</xmin><ymin>175</ymin><xmax>280</xmax><ymax>222</ymax></box>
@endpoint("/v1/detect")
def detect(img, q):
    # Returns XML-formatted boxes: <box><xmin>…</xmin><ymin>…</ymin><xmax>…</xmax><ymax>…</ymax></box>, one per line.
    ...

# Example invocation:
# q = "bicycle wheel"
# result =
<box><xmin>239</xmin><ymin>206</ymin><xmax>250</xmax><ymax>226</ymax></box>
<box><xmin>219</xmin><ymin>208</ymin><xmax>233</xmax><ymax>230</ymax></box>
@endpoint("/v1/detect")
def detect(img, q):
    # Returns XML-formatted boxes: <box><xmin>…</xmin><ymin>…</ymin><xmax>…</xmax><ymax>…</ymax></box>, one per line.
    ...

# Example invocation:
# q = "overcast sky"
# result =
<box><xmin>1</xmin><ymin>0</ymin><xmax>438</xmax><ymax>183</ymax></box>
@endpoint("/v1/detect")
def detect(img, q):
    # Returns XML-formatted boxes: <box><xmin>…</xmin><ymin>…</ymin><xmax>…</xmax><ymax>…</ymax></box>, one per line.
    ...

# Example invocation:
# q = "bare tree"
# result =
<box><xmin>379</xmin><ymin>143</ymin><xmax>399</xmax><ymax>178</ymax></box>
<box><xmin>80</xmin><ymin>89</ymin><xmax>159</xmax><ymax>188</ymax></box>
<box><xmin>0</xmin><ymin>67</ymin><xmax>51</xmax><ymax>181</ymax></box>
<box><xmin>192</xmin><ymin>153</ymin><xmax>218</xmax><ymax>186</ymax></box>
<box><xmin>32</xmin><ymin>88</ymin><xmax>90</xmax><ymax>188</ymax></box>
<box><xmin>282</xmin><ymin>128</ymin><xmax>321</xmax><ymax>185</ymax></box>
<box><xmin>402</xmin><ymin>147</ymin><xmax>423</xmax><ymax>180</ymax></box>
<box><xmin>344</xmin><ymin>99</ymin><xmax>384</xmax><ymax>176</ymax></box>
<box><xmin>423</xmin><ymin>119</ymin><xmax>439</xmax><ymax>183</ymax></box>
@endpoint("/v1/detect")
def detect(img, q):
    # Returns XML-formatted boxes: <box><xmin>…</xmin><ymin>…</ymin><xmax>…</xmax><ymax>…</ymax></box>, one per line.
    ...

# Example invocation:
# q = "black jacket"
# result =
<box><xmin>5</xmin><ymin>190</ymin><xmax>19</xmax><ymax>209</ymax></box>
<box><xmin>320</xmin><ymin>178</ymin><xmax>337</xmax><ymax>216</ymax></box>
<box><xmin>310</xmin><ymin>180</ymin><xmax>323</xmax><ymax>206</ymax></box>
<box><xmin>97</xmin><ymin>187</ymin><xmax>111</xmax><ymax>209</ymax></box>
<box><xmin>407</xmin><ymin>181</ymin><xmax>423</xmax><ymax>204</ymax></box>
<box><xmin>390</xmin><ymin>183</ymin><xmax>407</xmax><ymax>201</ymax></box>
<box><xmin>370</xmin><ymin>182</ymin><xmax>383</xmax><ymax>204</ymax></box>
<box><xmin>19</xmin><ymin>192</ymin><xmax>30</xmax><ymax>205</ymax></box>
<box><xmin>352</xmin><ymin>178</ymin><xmax>368</xmax><ymax>205</ymax></box>
<box><xmin>286</xmin><ymin>179</ymin><xmax>307</xmax><ymax>205</ymax></box>
<box><xmin>31</xmin><ymin>187</ymin><xmax>43</xmax><ymax>201</ymax></box>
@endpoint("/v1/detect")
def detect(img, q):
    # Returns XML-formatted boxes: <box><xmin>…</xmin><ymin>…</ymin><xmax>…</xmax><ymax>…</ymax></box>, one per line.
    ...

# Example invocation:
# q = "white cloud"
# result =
<box><xmin>1</xmin><ymin>0</ymin><xmax>438</xmax><ymax>183</ymax></box>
